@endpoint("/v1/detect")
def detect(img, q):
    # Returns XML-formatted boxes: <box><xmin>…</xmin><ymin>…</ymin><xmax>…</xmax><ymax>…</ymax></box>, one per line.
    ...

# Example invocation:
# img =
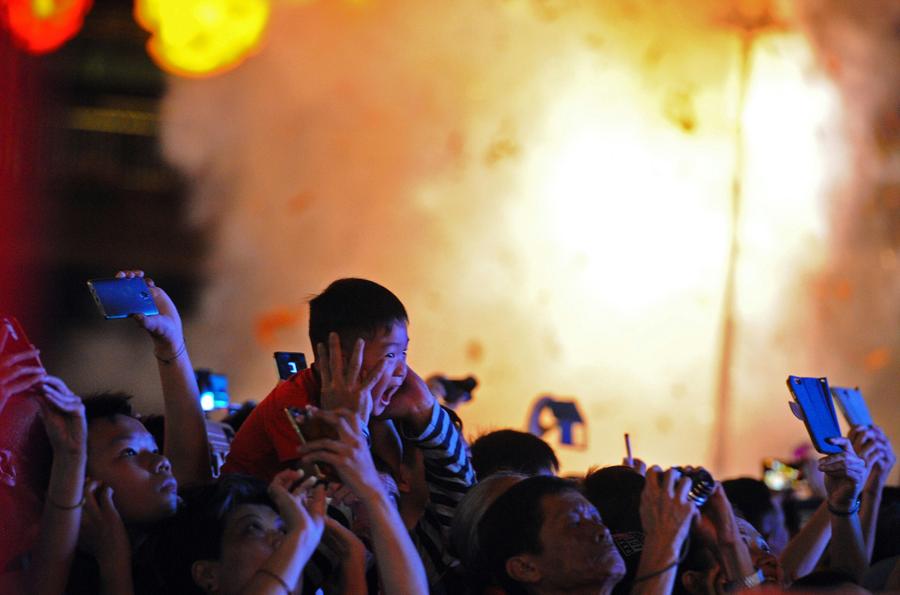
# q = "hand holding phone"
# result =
<box><xmin>284</xmin><ymin>407</ymin><xmax>339</xmax><ymax>482</ymax></box>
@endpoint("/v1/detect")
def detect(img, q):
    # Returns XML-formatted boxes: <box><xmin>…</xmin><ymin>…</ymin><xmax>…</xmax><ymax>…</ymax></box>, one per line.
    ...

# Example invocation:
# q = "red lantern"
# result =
<box><xmin>1</xmin><ymin>0</ymin><xmax>93</xmax><ymax>54</ymax></box>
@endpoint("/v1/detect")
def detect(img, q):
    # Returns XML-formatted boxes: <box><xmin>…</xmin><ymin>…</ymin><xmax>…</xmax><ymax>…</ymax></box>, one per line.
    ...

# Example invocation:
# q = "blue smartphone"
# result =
<box><xmin>86</xmin><ymin>277</ymin><xmax>159</xmax><ymax>320</ymax></box>
<box><xmin>786</xmin><ymin>376</ymin><xmax>842</xmax><ymax>455</ymax></box>
<box><xmin>830</xmin><ymin>386</ymin><xmax>873</xmax><ymax>427</ymax></box>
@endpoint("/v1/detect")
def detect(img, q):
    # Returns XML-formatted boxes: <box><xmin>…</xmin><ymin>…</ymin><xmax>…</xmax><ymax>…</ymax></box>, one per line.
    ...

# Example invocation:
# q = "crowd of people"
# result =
<box><xmin>0</xmin><ymin>272</ymin><xmax>897</xmax><ymax>594</ymax></box>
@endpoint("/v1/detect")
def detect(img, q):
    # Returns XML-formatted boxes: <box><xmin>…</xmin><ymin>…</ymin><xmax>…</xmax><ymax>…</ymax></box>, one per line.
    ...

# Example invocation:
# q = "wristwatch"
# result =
<box><xmin>827</xmin><ymin>495</ymin><xmax>862</xmax><ymax>517</ymax></box>
<box><xmin>724</xmin><ymin>569</ymin><xmax>764</xmax><ymax>592</ymax></box>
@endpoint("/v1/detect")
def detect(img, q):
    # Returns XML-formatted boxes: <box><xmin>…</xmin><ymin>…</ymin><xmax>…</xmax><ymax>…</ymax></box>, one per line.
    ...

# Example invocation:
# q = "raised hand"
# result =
<box><xmin>622</xmin><ymin>457</ymin><xmax>648</xmax><ymax>476</ymax></box>
<box><xmin>316</xmin><ymin>332</ymin><xmax>390</xmax><ymax>423</ymax></box>
<box><xmin>297</xmin><ymin>408</ymin><xmax>383</xmax><ymax>500</ymax></box>
<box><xmin>819</xmin><ymin>437</ymin><xmax>866</xmax><ymax>511</ymax></box>
<box><xmin>79</xmin><ymin>480</ymin><xmax>130</xmax><ymax>561</ymax></box>
<box><xmin>268</xmin><ymin>469</ymin><xmax>327</xmax><ymax>545</ymax></box>
<box><xmin>641</xmin><ymin>467</ymin><xmax>698</xmax><ymax>550</ymax></box>
<box><xmin>850</xmin><ymin>425</ymin><xmax>896</xmax><ymax>489</ymax></box>
<box><xmin>379</xmin><ymin>367</ymin><xmax>436</xmax><ymax>432</ymax></box>
<box><xmin>115</xmin><ymin>270</ymin><xmax>184</xmax><ymax>355</ymax></box>
<box><xmin>36</xmin><ymin>376</ymin><xmax>86</xmax><ymax>459</ymax></box>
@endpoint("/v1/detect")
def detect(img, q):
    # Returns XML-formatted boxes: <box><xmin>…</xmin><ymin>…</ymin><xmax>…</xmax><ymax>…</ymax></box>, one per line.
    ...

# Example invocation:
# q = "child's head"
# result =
<box><xmin>159</xmin><ymin>475</ymin><xmax>281</xmax><ymax>595</ymax></box>
<box><xmin>83</xmin><ymin>392</ymin><xmax>179</xmax><ymax>524</ymax></box>
<box><xmin>309</xmin><ymin>278</ymin><xmax>409</xmax><ymax>417</ymax></box>
<box><xmin>470</xmin><ymin>429</ymin><xmax>560</xmax><ymax>479</ymax></box>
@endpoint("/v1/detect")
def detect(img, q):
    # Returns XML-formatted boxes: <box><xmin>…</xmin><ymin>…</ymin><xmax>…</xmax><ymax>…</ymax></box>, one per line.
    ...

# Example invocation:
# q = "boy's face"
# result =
<box><xmin>360</xmin><ymin>322</ymin><xmax>409</xmax><ymax>417</ymax></box>
<box><xmin>86</xmin><ymin>415</ymin><xmax>179</xmax><ymax>524</ymax></box>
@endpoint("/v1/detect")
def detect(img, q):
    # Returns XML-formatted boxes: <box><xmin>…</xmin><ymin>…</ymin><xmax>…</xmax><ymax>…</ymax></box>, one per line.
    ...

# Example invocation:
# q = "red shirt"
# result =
<box><xmin>221</xmin><ymin>367</ymin><xmax>320</xmax><ymax>481</ymax></box>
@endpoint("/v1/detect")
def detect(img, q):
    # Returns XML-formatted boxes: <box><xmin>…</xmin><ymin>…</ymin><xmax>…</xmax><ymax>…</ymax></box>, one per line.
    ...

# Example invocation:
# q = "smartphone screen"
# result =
<box><xmin>86</xmin><ymin>277</ymin><xmax>160</xmax><ymax>320</ymax></box>
<box><xmin>274</xmin><ymin>352</ymin><xmax>307</xmax><ymax>380</ymax></box>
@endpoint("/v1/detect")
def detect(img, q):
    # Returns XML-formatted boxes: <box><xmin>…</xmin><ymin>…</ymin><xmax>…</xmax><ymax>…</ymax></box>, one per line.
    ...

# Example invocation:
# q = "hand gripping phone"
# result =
<box><xmin>786</xmin><ymin>375</ymin><xmax>842</xmax><ymax>455</ymax></box>
<box><xmin>830</xmin><ymin>386</ymin><xmax>873</xmax><ymax>428</ymax></box>
<box><xmin>86</xmin><ymin>277</ymin><xmax>159</xmax><ymax>319</ymax></box>
<box><xmin>283</xmin><ymin>407</ymin><xmax>339</xmax><ymax>482</ymax></box>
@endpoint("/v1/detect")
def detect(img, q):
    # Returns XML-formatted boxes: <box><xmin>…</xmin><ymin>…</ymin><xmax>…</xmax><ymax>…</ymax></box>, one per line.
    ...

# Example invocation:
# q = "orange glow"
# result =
<box><xmin>1</xmin><ymin>0</ymin><xmax>92</xmax><ymax>54</ymax></box>
<box><xmin>161</xmin><ymin>1</ymin><xmax>857</xmax><ymax>477</ymax></box>
<box><xmin>134</xmin><ymin>0</ymin><xmax>269</xmax><ymax>77</ymax></box>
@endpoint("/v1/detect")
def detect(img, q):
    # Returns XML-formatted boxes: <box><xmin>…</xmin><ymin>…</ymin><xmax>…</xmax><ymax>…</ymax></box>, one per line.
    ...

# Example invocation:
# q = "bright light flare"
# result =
<box><xmin>1</xmin><ymin>0</ymin><xmax>92</xmax><ymax>54</ymax></box>
<box><xmin>135</xmin><ymin>0</ymin><xmax>269</xmax><ymax>77</ymax></box>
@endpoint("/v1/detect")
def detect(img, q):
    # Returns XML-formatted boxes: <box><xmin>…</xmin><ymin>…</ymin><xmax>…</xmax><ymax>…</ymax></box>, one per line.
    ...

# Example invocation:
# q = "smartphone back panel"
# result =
<box><xmin>786</xmin><ymin>375</ymin><xmax>842</xmax><ymax>455</ymax></box>
<box><xmin>87</xmin><ymin>278</ymin><xmax>159</xmax><ymax>319</ymax></box>
<box><xmin>830</xmin><ymin>386</ymin><xmax>873</xmax><ymax>427</ymax></box>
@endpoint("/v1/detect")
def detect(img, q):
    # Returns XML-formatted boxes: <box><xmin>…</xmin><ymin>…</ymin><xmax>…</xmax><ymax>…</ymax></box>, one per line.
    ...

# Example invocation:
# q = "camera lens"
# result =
<box><xmin>672</xmin><ymin>466</ymin><xmax>715</xmax><ymax>507</ymax></box>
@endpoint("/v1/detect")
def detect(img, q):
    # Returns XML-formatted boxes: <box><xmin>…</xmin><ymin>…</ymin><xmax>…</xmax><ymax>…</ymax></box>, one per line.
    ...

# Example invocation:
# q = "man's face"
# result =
<box><xmin>360</xmin><ymin>322</ymin><xmax>409</xmax><ymax>417</ymax></box>
<box><xmin>529</xmin><ymin>490</ymin><xmax>626</xmax><ymax>591</ymax></box>
<box><xmin>735</xmin><ymin>518</ymin><xmax>783</xmax><ymax>586</ymax></box>
<box><xmin>86</xmin><ymin>415</ymin><xmax>179</xmax><ymax>524</ymax></box>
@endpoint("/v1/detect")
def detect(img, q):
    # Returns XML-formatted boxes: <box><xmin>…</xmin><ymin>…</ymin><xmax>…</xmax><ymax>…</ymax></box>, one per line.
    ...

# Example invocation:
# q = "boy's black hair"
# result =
<box><xmin>470</xmin><ymin>429</ymin><xmax>559</xmax><ymax>479</ymax></box>
<box><xmin>152</xmin><ymin>475</ymin><xmax>274</xmax><ymax>594</ymax></box>
<box><xmin>308</xmin><ymin>278</ymin><xmax>408</xmax><ymax>350</ymax></box>
<box><xmin>82</xmin><ymin>391</ymin><xmax>138</xmax><ymax>425</ymax></box>
<box><xmin>476</xmin><ymin>475</ymin><xmax>577</xmax><ymax>595</ymax></box>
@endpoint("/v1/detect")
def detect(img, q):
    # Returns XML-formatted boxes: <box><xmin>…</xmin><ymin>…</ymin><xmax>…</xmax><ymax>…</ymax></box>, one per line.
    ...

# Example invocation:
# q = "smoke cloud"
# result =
<box><xmin>155</xmin><ymin>0</ymin><xmax>897</xmax><ymax>476</ymax></box>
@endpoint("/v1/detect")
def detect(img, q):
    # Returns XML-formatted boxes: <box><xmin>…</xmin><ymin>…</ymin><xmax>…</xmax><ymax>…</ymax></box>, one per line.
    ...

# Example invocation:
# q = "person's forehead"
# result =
<box><xmin>228</xmin><ymin>503</ymin><xmax>278</xmax><ymax>525</ymax></box>
<box><xmin>88</xmin><ymin>415</ymin><xmax>155</xmax><ymax>448</ymax></box>
<box><xmin>370</xmin><ymin>322</ymin><xmax>409</xmax><ymax>346</ymax></box>
<box><xmin>543</xmin><ymin>490</ymin><xmax>591</xmax><ymax>520</ymax></box>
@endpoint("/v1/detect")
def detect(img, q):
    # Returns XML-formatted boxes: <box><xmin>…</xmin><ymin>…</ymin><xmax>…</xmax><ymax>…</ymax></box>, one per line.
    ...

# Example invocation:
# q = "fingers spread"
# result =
<box><xmin>328</xmin><ymin>332</ymin><xmax>344</xmax><ymax>382</ymax></box>
<box><xmin>316</xmin><ymin>342</ymin><xmax>331</xmax><ymax>386</ymax></box>
<box><xmin>346</xmin><ymin>338</ymin><xmax>364</xmax><ymax>384</ymax></box>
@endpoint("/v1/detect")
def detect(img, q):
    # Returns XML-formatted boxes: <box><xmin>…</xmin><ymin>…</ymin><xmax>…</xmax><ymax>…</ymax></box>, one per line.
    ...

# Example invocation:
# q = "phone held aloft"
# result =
<box><xmin>86</xmin><ymin>277</ymin><xmax>159</xmax><ymax>320</ymax></box>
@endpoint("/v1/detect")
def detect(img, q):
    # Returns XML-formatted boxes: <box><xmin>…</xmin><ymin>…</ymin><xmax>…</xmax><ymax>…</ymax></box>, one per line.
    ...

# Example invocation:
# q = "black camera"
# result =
<box><xmin>672</xmin><ymin>466</ymin><xmax>715</xmax><ymax>507</ymax></box>
<box><xmin>428</xmin><ymin>375</ymin><xmax>477</xmax><ymax>406</ymax></box>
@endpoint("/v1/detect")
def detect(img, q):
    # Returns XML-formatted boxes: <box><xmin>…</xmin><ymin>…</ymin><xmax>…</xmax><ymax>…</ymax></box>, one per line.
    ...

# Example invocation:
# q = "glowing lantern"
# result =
<box><xmin>0</xmin><ymin>0</ymin><xmax>93</xmax><ymax>54</ymax></box>
<box><xmin>134</xmin><ymin>0</ymin><xmax>270</xmax><ymax>77</ymax></box>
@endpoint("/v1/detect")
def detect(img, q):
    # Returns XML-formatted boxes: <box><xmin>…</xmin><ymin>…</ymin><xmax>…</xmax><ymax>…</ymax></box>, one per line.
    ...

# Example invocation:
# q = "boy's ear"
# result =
<box><xmin>191</xmin><ymin>560</ymin><xmax>221</xmax><ymax>593</ymax></box>
<box><xmin>506</xmin><ymin>554</ymin><xmax>542</xmax><ymax>584</ymax></box>
<box><xmin>395</xmin><ymin>464</ymin><xmax>413</xmax><ymax>494</ymax></box>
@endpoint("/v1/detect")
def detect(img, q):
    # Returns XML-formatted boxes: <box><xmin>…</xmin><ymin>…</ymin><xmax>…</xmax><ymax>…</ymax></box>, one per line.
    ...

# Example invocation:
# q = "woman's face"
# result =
<box><xmin>207</xmin><ymin>503</ymin><xmax>289</xmax><ymax>595</ymax></box>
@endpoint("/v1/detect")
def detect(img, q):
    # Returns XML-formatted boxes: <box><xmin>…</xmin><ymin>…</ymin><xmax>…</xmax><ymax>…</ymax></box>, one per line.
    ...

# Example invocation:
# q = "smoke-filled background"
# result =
<box><xmin>48</xmin><ymin>0</ymin><xmax>899</xmax><ymax>477</ymax></box>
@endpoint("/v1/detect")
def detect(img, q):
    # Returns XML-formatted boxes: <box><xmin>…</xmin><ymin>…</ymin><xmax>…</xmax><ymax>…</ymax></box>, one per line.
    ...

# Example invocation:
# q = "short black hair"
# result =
<box><xmin>583</xmin><ymin>465</ymin><xmax>645</xmax><ymax>534</ymax></box>
<box><xmin>722</xmin><ymin>478</ymin><xmax>775</xmax><ymax>532</ymax></box>
<box><xmin>82</xmin><ymin>391</ymin><xmax>138</xmax><ymax>426</ymax></box>
<box><xmin>308</xmin><ymin>278</ymin><xmax>408</xmax><ymax>351</ymax></box>
<box><xmin>153</xmin><ymin>475</ymin><xmax>274</xmax><ymax>594</ymax></box>
<box><xmin>477</xmin><ymin>475</ymin><xmax>577</xmax><ymax>594</ymax></box>
<box><xmin>470</xmin><ymin>429</ymin><xmax>559</xmax><ymax>479</ymax></box>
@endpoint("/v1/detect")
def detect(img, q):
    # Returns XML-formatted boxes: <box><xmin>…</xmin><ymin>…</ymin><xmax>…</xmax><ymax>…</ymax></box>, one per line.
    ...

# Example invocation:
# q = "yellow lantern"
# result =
<box><xmin>134</xmin><ymin>0</ymin><xmax>270</xmax><ymax>77</ymax></box>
